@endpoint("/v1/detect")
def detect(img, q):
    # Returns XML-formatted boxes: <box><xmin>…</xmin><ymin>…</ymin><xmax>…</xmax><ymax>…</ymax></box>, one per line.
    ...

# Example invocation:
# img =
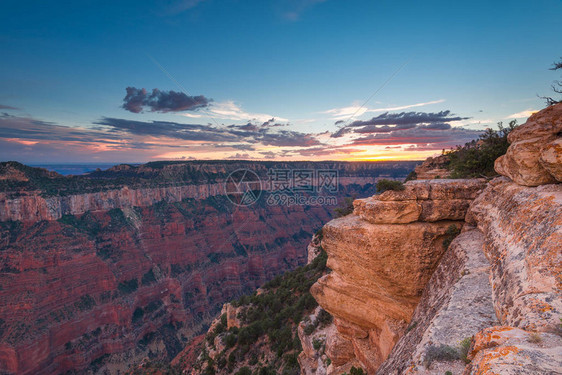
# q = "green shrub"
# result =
<box><xmin>312</xmin><ymin>338</ymin><xmax>324</xmax><ymax>351</ymax></box>
<box><xmin>76</xmin><ymin>295</ymin><xmax>96</xmax><ymax>311</ymax></box>
<box><xmin>224</xmin><ymin>333</ymin><xmax>237</xmax><ymax>348</ymax></box>
<box><xmin>424</xmin><ymin>344</ymin><xmax>459</xmax><ymax>367</ymax></box>
<box><xmin>445</xmin><ymin>121</ymin><xmax>517</xmax><ymax>178</ymax></box>
<box><xmin>304</xmin><ymin>323</ymin><xmax>315</xmax><ymax>336</ymax></box>
<box><xmin>404</xmin><ymin>170</ymin><xmax>417</xmax><ymax>182</ymax></box>
<box><xmin>376</xmin><ymin>179</ymin><xmax>405</xmax><ymax>193</ymax></box>
<box><xmin>118</xmin><ymin>278</ymin><xmax>138</xmax><ymax>295</ymax></box>
<box><xmin>459</xmin><ymin>337</ymin><xmax>472</xmax><ymax>363</ymax></box>
<box><xmin>235</xmin><ymin>366</ymin><xmax>252</xmax><ymax>375</ymax></box>
<box><xmin>141</xmin><ymin>268</ymin><xmax>157</xmax><ymax>286</ymax></box>
<box><xmin>342</xmin><ymin>367</ymin><xmax>366</xmax><ymax>375</ymax></box>
<box><xmin>317</xmin><ymin>309</ymin><xmax>333</xmax><ymax>327</ymax></box>
<box><xmin>132</xmin><ymin>307</ymin><xmax>144</xmax><ymax>323</ymax></box>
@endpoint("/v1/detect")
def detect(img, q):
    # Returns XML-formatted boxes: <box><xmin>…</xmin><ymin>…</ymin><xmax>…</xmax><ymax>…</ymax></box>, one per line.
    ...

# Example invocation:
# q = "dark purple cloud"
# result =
<box><xmin>122</xmin><ymin>87</ymin><xmax>212</xmax><ymax>113</ymax></box>
<box><xmin>332</xmin><ymin>110</ymin><xmax>469</xmax><ymax>137</ymax></box>
<box><xmin>348</xmin><ymin>127</ymin><xmax>481</xmax><ymax>150</ymax></box>
<box><xmin>0</xmin><ymin>104</ymin><xmax>19</xmax><ymax>110</ymax></box>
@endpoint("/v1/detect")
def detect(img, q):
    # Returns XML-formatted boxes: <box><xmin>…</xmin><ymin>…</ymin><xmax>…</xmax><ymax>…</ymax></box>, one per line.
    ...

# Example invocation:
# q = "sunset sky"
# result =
<box><xmin>1</xmin><ymin>0</ymin><xmax>561</xmax><ymax>163</ymax></box>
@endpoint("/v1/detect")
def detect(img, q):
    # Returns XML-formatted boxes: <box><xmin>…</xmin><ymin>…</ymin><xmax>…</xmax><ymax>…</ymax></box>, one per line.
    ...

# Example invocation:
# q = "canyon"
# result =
<box><xmin>0</xmin><ymin>160</ymin><xmax>418</xmax><ymax>374</ymax></box>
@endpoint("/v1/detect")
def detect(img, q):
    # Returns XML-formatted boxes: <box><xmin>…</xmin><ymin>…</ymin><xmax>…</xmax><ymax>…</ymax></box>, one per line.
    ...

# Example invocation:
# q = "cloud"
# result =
<box><xmin>257</xmin><ymin>130</ymin><xmax>323</xmax><ymax>147</ymax></box>
<box><xmin>0</xmin><ymin>114</ymin><xmax>120</xmax><ymax>143</ymax></box>
<box><xmin>122</xmin><ymin>87</ymin><xmax>211</xmax><ymax>113</ymax></box>
<box><xmin>332</xmin><ymin>110</ymin><xmax>469</xmax><ymax>137</ymax></box>
<box><xmin>506</xmin><ymin>109</ymin><xmax>537</xmax><ymax>119</ymax></box>
<box><xmin>280</xmin><ymin>0</ymin><xmax>327</xmax><ymax>21</ymax></box>
<box><xmin>165</xmin><ymin>0</ymin><xmax>208</xmax><ymax>14</ymax></box>
<box><xmin>323</xmin><ymin>99</ymin><xmax>446</xmax><ymax>121</ymax></box>
<box><xmin>227</xmin><ymin>153</ymin><xmax>253</xmax><ymax>160</ymax></box>
<box><xmin>293</xmin><ymin>146</ymin><xmax>363</xmax><ymax>157</ymax></box>
<box><xmin>96</xmin><ymin>117</ymin><xmax>322</xmax><ymax>147</ymax></box>
<box><xmin>96</xmin><ymin>117</ymin><xmax>238</xmax><ymax>142</ymax></box>
<box><xmin>348</xmin><ymin>127</ymin><xmax>481</xmax><ymax>151</ymax></box>
<box><xmin>202</xmin><ymin>100</ymin><xmax>288</xmax><ymax>123</ymax></box>
<box><xmin>0</xmin><ymin>104</ymin><xmax>19</xmax><ymax>110</ymax></box>
<box><xmin>259</xmin><ymin>151</ymin><xmax>279</xmax><ymax>159</ymax></box>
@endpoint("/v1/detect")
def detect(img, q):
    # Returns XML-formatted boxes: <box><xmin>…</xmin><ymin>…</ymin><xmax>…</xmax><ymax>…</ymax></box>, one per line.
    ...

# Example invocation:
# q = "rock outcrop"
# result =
<box><xmin>307</xmin><ymin>108</ymin><xmax>562</xmax><ymax>374</ymax></box>
<box><xmin>309</xmin><ymin>179</ymin><xmax>486</xmax><ymax>373</ymax></box>
<box><xmin>494</xmin><ymin>102</ymin><xmax>562</xmax><ymax>186</ymax></box>
<box><xmin>413</xmin><ymin>155</ymin><xmax>451</xmax><ymax>180</ymax></box>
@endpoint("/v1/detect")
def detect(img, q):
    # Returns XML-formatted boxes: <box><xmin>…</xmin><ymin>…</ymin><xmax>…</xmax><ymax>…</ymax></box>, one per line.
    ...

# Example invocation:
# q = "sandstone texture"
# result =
<box><xmin>468</xmin><ymin>177</ymin><xmax>562</xmax><ymax>331</ymax></box>
<box><xmin>465</xmin><ymin>326</ymin><xmax>562</xmax><ymax>375</ymax></box>
<box><xmin>310</xmin><ymin>162</ymin><xmax>562</xmax><ymax>374</ymax></box>
<box><xmin>310</xmin><ymin>179</ymin><xmax>485</xmax><ymax>372</ymax></box>
<box><xmin>494</xmin><ymin>102</ymin><xmax>562</xmax><ymax>186</ymax></box>
<box><xmin>376</xmin><ymin>229</ymin><xmax>498</xmax><ymax>374</ymax></box>
<box><xmin>354</xmin><ymin>179</ymin><xmax>486</xmax><ymax>224</ymax></box>
<box><xmin>0</xmin><ymin>201</ymin><xmax>325</xmax><ymax>374</ymax></box>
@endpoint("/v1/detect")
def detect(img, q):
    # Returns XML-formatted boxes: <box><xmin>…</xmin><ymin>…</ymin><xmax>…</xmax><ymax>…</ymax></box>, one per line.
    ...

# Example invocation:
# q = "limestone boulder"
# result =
<box><xmin>494</xmin><ymin>138</ymin><xmax>557</xmax><ymax>186</ymax></box>
<box><xmin>494</xmin><ymin>102</ymin><xmax>562</xmax><ymax>186</ymax></box>
<box><xmin>311</xmin><ymin>215</ymin><xmax>463</xmax><ymax>370</ymax></box>
<box><xmin>325</xmin><ymin>331</ymin><xmax>356</xmax><ymax>366</ymax></box>
<box><xmin>507</xmin><ymin>103</ymin><xmax>562</xmax><ymax>143</ymax></box>
<box><xmin>378</xmin><ymin>179</ymin><xmax>486</xmax><ymax>202</ymax></box>
<box><xmin>419</xmin><ymin>199</ymin><xmax>472</xmax><ymax>222</ymax></box>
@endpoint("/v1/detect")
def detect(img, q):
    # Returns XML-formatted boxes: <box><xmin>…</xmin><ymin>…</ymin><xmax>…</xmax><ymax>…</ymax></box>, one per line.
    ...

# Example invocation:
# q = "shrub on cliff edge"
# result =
<box><xmin>444</xmin><ymin>121</ymin><xmax>517</xmax><ymax>178</ymax></box>
<box><xmin>376</xmin><ymin>179</ymin><xmax>405</xmax><ymax>193</ymax></box>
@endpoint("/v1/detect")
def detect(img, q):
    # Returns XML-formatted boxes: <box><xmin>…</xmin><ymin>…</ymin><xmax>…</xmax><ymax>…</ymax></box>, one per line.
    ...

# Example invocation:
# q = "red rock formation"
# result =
<box><xmin>0</xmin><ymin>161</ymin><xmax>410</xmax><ymax>374</ymax></box>
<box><xmin>0</xmin><ymin>200</ymin><xmax>331</xmax><ymax>374</ymax></box>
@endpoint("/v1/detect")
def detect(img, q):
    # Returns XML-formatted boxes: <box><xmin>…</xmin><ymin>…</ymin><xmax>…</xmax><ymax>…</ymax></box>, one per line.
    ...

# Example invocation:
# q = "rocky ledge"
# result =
<box><xmin>304</xmin><ymin>103</ymin><xmax>562</xmax><ymax>374</ymax></box>
<box><xmin>308</xmin><ymin>179</ymin><xmax>487</xmax><ymax>373</ymax></box>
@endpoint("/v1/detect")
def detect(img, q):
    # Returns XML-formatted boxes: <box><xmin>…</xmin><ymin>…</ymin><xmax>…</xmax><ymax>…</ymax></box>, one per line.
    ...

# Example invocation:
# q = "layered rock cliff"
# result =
<box><xmin>304</xmin><ymin>103</ymin><xmax>562</xmax><ymax>374</ymax></box>
<box><xmin>307</xmin><ymin>179</ymin><xmax>486</xmax><ymax>374</ymax></box>
<box><xmin>0</xmin><ymin>161</ymin><xmax>417</xmax><ymax>374</ymax></box>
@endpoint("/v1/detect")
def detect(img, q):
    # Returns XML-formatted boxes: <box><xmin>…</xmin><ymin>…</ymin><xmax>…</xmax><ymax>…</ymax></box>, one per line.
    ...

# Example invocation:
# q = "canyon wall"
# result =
<box><xmin>0</xmin><ymin>161</ymin><xmax>417</xmax><ymax>374</ymax></box>
<box><xmin>304</xmin><ymin>103</ymin><xmax>562</xmax><ymax>374</ymax></box>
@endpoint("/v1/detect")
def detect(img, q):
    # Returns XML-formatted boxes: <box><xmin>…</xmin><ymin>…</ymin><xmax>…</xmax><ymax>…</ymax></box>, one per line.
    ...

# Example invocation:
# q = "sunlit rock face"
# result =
<box><xmin>375</xmin><ymin>229</ymin><xmax>498</xmax><ymax>374</ymax></box>
<box><xmin>310</xmin><ymin>179</ymin><xmax>485</xmax><ymax>373</ymax></box>
<box><xmin>377</xmin><ymin>176</ymin><xmax>562</xmax><ymax>374</ymax></box>
<box><xmin>467</xmin><ymin>177</ymin><xmax>562</xmax><ymax>332</ymax></box>
<box><xmin>494</xmin><ymin>102</ymin><xmax>562</xmax><ymax>186</ymax></box>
